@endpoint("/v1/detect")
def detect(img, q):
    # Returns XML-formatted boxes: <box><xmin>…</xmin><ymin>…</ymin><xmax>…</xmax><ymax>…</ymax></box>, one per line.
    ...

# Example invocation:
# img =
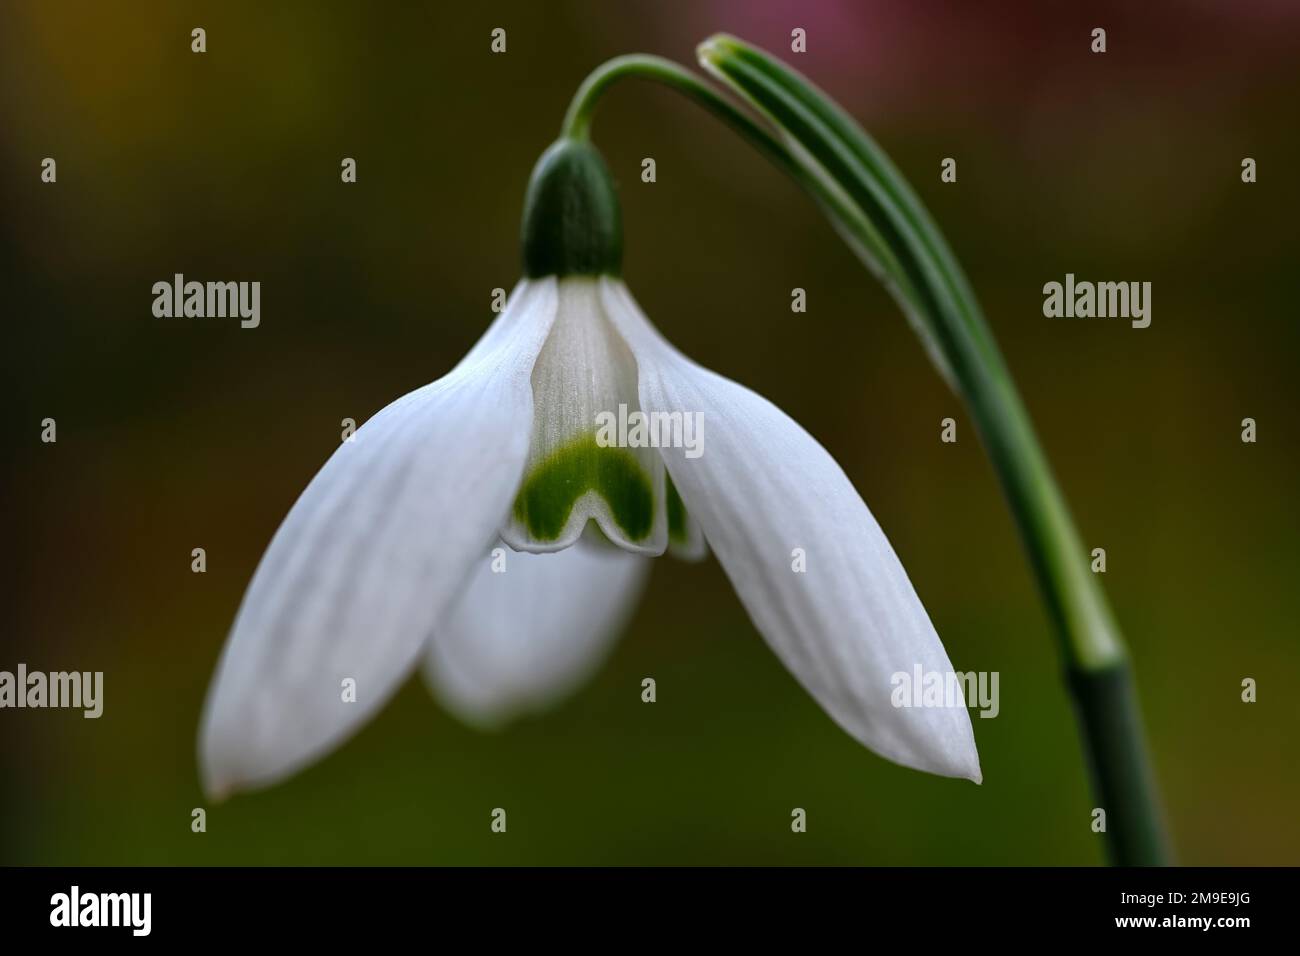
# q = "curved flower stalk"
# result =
<box><xmin>200</xmin><ymin>137</ymin><xmax>982</xmax><ymax>801</ymax></box>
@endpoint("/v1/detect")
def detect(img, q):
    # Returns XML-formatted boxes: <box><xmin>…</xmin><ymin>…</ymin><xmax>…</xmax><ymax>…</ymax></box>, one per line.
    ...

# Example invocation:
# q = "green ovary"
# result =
<box><xmin>513</xmin><ymin>434</ymin><xmax>655</xmax><ymax>542</ymax></box>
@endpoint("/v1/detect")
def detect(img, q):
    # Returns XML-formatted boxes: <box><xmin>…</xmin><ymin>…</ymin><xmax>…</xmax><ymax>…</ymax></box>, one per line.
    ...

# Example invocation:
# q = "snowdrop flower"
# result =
<box><xmin>199</xmin><ymin>140</ymin><xmax>980</xmax><ymax>799</ymax></box>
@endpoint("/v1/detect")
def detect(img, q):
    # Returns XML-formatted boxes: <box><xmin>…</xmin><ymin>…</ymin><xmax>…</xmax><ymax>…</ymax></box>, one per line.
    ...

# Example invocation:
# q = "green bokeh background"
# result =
<box><xmin>2</xmin><ymin>1</ymin><xmax>1297</xmax><ymax>865</ymax></box>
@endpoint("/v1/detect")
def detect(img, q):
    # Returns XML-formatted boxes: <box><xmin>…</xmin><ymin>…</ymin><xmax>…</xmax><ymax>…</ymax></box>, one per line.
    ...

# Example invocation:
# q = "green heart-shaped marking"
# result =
<box><xmin>513</xmin><ymin>433</ymin><xmax>655</xmax><ymax>542</ymax></box>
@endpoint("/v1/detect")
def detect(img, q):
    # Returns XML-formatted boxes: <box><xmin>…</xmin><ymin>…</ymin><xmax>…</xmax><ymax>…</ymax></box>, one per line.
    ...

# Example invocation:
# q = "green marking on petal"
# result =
<box><xmin>513</xmin><ymin>434</ymin><xmax>654</xmax><ymax>542</ymax></box>
<box><xmin>666</xmin><ymin>471</ymin><xmax>688</xmax><ymax>544</ymax></box>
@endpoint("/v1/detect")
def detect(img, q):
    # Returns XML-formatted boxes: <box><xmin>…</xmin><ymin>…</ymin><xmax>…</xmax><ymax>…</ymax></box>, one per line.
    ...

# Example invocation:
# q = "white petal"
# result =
<box><xmin>602</xmin><ymin>279</ymin><xmax>981</xmax><ymax>782</ymax></box>
<box><xmin>423</xmin><ymin>536</ymin><xmax>648</xmax><ymax>727</ymax></box>
<box><xmin>501</xmin><ymin>277</ymin><xmax>667</xmax><ymax>556</ymax></box>
<box><xmin>199</xmin><ymin>279</ymin><xmax>558</xmax><ymax>798</ymax></box>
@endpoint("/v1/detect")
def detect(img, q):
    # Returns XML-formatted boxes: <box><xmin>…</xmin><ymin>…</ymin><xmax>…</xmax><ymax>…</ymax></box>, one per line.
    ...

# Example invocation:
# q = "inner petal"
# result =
<box><xmin>501</xmin><ymin>279</ymin><xmax>667</xmax><ymax>555</ymax></box>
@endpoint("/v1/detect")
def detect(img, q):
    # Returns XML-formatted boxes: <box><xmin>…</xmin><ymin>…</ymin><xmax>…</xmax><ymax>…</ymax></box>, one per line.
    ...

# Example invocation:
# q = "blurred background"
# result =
<box><xmin>2</xmin><ymin>0</ymin><xmax>1297</xmax><ymax>865</ymax></box>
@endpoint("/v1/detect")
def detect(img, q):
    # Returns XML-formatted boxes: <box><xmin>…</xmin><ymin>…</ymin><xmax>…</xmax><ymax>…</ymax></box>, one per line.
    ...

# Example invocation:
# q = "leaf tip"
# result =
<box><xmin>695</xmin><ymin>33</ymin><xmax>740</xmax><ymax>68</ymax></box>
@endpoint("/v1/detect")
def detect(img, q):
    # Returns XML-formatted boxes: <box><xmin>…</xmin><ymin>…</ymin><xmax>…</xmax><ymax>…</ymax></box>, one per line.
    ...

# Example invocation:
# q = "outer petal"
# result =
<box><xmin>602</xmin><ymin>279</ymin><xmax>981</xmax><ymax>782</ymax></box>
<box><xmin>422</xmin><ymin>536</ymin><xmax>649</xmax><ymax>727</ymax></box>
<box><xmin>199</xmin><ymin>279</ymin><xmax>557</xmax><ymax>798</ymax></box>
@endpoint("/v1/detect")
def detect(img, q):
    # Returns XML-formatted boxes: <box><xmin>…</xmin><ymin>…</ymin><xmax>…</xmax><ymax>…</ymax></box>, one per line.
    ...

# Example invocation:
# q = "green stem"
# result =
<box><xmin>564</xmin><ymin>41</ymin><xmax>1171</xmax><ymax>865</ymax></box>
<box><xmin>564</xmin><ymin>55</ymin><xmax>761</xmax><ymax>143</ymax></box>
<box><xmin>564</xmin><ymin>57</ymin><xmax>933</xmax><ymax>387</ymax></box>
